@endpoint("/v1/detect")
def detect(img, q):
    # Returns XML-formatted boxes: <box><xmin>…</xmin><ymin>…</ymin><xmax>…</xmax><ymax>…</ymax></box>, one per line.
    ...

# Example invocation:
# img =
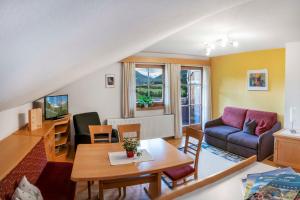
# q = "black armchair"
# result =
<box><xmin>73</xmin><ymin>112</ymin><xmax>119</xmax><ymax>149</ymax></box>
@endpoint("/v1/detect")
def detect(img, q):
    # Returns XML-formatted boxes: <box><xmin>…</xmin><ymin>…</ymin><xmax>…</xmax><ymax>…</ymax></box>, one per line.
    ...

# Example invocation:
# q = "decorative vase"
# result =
<box><xmin>126</xmin><ymin>151</ymin><xmax>134</xmax><ymax>158</ymax></box>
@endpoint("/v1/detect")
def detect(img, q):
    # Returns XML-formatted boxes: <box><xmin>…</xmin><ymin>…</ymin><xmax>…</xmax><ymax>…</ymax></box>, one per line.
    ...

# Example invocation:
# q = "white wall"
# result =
<box><xmin>0</xmin><ymin>103</ymin><xmax>32</xmax><ymax>140</ymax></box>
<box><xmin>285</xmin><ymin>42</ymin><xmax>300</xmax><ymax>129</ymax></box>
<box><xmin>54</xmin><ymin>61</ymin><xmax>165</xmax><ymax>120</ymax></box>
<box><xmin>53</xmin><ymin>62</ymin><xmax>167</xmax><ymax>145</ymax></box>
<box><xmin>53</xmin><ymin>62</ymin><xmax>122</xmax><ymax>123</ymax></box>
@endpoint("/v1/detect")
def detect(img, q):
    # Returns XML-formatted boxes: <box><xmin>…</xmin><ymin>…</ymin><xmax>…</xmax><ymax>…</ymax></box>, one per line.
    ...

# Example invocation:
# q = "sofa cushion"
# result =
<box><xmin>227</xmin><ymin>131</ymin><xmax>259</xmax><ymax>150</ymax></box>
<box><xmin>73</xmin><ymin>112</ymin><xmax>101</xmax><ymax>135</ymax></box>
<box><xmin>245</xmin><ymin>110</ymin><xmax>277</xmax><ymax>136</ymax></box>
<box><xmin>243</xmin><ymin>119</ymin><xmax>257</xmax><ymax>135</ymax></box>
<box><xmin>222</xmin><ymin>107</ymin><xmax>248</xmax><ymax>129</ymax></box>
<box><xmin>205</xmin><ymin>125</ymin><xmax>240</xmax><ymax>141</ymax></box>
<box><xmin>18</xmin><ymin>176</ymin><xmax>43</xmax><ymax>200</ymax></box>
<box><xmin>36</xmin><ymin>162</ymin><xmax>76</xmax><ymax>200</ymax></box>
<box><xmin>11</xmin><ymin>187</ymin><xmax>36</xmax><ymax>200</ymax></box>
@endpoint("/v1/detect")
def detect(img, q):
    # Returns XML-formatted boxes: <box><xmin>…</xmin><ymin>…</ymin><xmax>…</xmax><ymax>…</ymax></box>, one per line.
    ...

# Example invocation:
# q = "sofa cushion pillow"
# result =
<box><xmin>18</xmin><ymin>176</ymin><xmax>43</xmax><ymax>200</ymax></box>
<box><xmin>243</xmin><ymin>119</ymin><xmax>257</xmax><ymax>135</ymax></box>
<box><xmin>12</xmin><ymin>187</ymin><xmax>36</xmax><ymax>200</ymax></box>
<box><xmin>221</xmin><ymin>107</ymin><xmax>248</xmax><ymax>129</ymax></box>
<box><xmin>245</xmin><ymin>110</ymin><xmax>277</xmax><ymax>136</ymax></box>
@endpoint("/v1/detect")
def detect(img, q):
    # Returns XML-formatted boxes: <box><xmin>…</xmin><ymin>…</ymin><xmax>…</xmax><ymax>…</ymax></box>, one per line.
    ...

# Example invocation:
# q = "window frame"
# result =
<box><xmin>135</xmin><ymin>64</ymin><xmax>165</xmax><ymax>111</ymax></box>
<box><xmin>180</xmin><ymin>66</ymin><xmax>203</xmax><ymax>127</ymax></box>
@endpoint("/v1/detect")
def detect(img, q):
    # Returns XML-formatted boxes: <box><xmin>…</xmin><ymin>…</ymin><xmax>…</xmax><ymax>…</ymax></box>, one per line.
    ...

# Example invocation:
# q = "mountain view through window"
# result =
<box><xmin>135</xmin><ymin>66</ymin><xmax>163</xmax><ymax>103</ymax></box>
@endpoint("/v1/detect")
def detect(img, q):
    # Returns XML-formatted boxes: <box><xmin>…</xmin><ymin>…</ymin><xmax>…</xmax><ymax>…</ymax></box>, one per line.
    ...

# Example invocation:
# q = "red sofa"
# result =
<box><xmin>0</xmin><ymin>139</ymin><xmax>76</xmax><ymax>200</ymax></box>
<box><xmin>204</xmin><ymin>106</ymin><xmax>281</xmax><ymax>161</ymax></box>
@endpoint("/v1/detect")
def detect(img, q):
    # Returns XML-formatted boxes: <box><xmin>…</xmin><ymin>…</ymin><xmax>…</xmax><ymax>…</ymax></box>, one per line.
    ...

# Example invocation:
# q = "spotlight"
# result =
<box><xmin>232</xmin><ymin>41</ymin><xmax>239</xmax><ymax>47</ymax></box>
<box><xmin>206</xmin><ymin>48</ymin><xmax>211</xmax><ymax>56</ymax></box>
<box><xmin>220</xmin><ymin>37</ymin><xmax>229</xmax><ymax>47</ymax></box>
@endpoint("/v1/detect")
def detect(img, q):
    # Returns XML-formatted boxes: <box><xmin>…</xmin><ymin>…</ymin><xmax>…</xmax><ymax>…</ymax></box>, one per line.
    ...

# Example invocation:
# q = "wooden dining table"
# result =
<box><xmin>71</xmin><ymin>138</ymin><xmax>194</xmax><ymax>199</ymax></box>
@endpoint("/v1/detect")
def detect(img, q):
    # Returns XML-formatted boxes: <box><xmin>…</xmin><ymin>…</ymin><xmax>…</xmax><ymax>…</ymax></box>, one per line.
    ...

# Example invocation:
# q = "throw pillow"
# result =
<box><xmin>11</xmin><ymin>187</ymin><xmax>35</xmax><ymax>200</ymax></box>
<box><xmin>243</xmin><ymin>119</ymin><xmax>257</xmax><ymax>135</ymax></box>
<box><xmin>18</xmin><ymin>176</ymin><xmax>43</xmax><ymax>200</ymax></box>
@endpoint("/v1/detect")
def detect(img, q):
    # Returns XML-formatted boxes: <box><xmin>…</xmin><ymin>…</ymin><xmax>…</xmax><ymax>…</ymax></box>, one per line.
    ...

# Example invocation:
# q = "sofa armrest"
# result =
<box><xmin>257</xmin><ymin>122</ymin><xmax>281</xmax><ymax>161</ymax></box>
<box><xmin>205</xmin><ymin>117</ymin><xmax>223</xmax><ymax>129</ymax></box>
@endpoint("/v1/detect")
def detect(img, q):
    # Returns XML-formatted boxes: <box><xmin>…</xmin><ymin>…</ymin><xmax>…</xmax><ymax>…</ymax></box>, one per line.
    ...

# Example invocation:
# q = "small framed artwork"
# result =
<box><xmin>105</xmin><ymin>74</ymin><xmax>115</xmax><ymax>88</ymax></box>
<box><xmin>247</xmin><ymin>69</ymin><xmax>268</xmax><ymax>91</ymax></box>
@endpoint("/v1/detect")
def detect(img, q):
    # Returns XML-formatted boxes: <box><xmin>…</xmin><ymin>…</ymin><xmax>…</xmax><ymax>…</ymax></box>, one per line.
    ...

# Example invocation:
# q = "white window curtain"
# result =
<box><xmin>122</xmin><ymin>62</ymin><xmax>136</xmax><ymax>118</ymax></box>
<box><xmin>202</xmin><ymin>65</ymin><xmax>212</xmax><ymax>129</ymax></box>
<box><xmin>164</xmin><ymin>63</ymin><xmax>182</xmax><ymax>138</ymax></box>
<box><xmin>164</xmin><ymin>64</ymin><xmax>171</xmax><ymax>114</ymax></box>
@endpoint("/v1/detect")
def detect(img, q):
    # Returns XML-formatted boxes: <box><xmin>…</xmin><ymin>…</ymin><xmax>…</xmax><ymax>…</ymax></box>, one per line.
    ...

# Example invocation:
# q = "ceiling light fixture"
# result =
<box><xmin>203</xmin><ymin>36</ymin><xmax>239</xmax><ymax>56</ymax></box>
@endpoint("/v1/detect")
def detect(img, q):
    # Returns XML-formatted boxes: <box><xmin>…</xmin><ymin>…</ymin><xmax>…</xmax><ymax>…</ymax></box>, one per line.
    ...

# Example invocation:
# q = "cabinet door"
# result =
<box><xmin>44</xmin><ymin>128</ymin><xmax>55</xmax><ymax>161</ymax></box>
<box><xmin>275</xmin><ymin>137</ymin><xmax>300</xmax><ymax>169</ymax></box>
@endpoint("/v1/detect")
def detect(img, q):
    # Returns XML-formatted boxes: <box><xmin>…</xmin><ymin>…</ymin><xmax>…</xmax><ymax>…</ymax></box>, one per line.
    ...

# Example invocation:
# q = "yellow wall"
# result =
<box><xmin>210</xmin><ymin>48</ymin><xmax>285</xmax><ymax>124</ymax></box>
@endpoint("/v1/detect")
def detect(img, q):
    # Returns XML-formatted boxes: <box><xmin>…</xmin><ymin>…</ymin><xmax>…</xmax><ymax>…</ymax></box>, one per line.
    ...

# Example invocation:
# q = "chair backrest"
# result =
<box><xmin>88</xmin><ymin>125</ymin><xmax>112</xmax><ymax>144</ymax></box>
<box><xmin>73</xmin><ymin>112</ymin><xmax>101</xmax><ymax>135</ymax></box>
<box><xmin>184</xmin><ymin>127</ymin><xmax>203</xmax><ymax>177</ymax></box>
<box><xmin>117</xmin><ymin>124</ymin><xmax>141</xmax><ymax>142</ymax></box>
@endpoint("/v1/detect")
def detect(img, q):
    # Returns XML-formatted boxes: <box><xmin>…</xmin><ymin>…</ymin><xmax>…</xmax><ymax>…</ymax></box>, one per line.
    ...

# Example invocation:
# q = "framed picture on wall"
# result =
<box><xmin>105</xmin><ymin>74</ymin><xmax>115</xmax><ymax>88</ymax></box>
<box><xmin>247</xmin><ymin>69</ymin><xmax>268</xmax><ymax>91</ymax></box>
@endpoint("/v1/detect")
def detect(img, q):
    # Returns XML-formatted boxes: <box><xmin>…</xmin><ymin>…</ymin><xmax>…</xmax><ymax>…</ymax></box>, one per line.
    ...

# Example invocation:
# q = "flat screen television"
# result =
<box><xmin>44</xmin><ymin>95</ymin><xmax>68</xmax><ymax>120</ymax></box>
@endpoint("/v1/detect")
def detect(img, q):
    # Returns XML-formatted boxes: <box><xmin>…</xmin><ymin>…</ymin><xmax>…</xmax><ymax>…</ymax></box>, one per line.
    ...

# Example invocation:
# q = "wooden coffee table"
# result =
<box><xmin>71</xmin><ymin>138</ymin><xmax>193</xmax><ymax>199</ymax></box>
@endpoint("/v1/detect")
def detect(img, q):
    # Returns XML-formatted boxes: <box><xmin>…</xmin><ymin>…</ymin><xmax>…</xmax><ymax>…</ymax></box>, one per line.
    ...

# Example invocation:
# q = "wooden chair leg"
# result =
<box><xmin>172</xmin><ymin>181</ymin><xmax>177</xmax><ymax>188</ymax></box>
<box><xmin>98</xmin><ymin>181</ymin><xmax>104</xmax><ymax>200</ymax></box>
<box><xmin>118</xmin><ymin>187</ymin><xmax>121</xmax><ymax>196</ymax></box>
<box><xmin>123</xmin><ymin>186</ymin><xmax>126</xmax><ymax>196</ymax></box>
<box><xmin>194</xmin><ymin>173</ymin><xmax>198</xmax><ymax>180</ymax></box>
<box><xmin>87</xmin><ymin>181</ymin><xmax>91</xmax><ymax>199</ymax></box>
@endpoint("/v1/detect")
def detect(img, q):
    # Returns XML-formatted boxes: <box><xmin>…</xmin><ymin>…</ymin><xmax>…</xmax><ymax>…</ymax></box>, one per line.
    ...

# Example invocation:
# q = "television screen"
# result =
<box><xmin>44</xmin><ymin>95</ymin><xmax>68</xmax><ymax>120</ymax></box>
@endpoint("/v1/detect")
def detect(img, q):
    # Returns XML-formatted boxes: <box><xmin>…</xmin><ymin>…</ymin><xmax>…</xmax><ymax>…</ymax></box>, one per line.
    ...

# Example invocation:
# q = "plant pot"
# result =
<box><xmin>144</xmin><ymin>104</ymin><xmax>148</xmax><ymax>108</ymax></box>
<box><xmin>126</xmin><ymin>151</ymin><xmax>134</xmax><ymax>158</ymax></box>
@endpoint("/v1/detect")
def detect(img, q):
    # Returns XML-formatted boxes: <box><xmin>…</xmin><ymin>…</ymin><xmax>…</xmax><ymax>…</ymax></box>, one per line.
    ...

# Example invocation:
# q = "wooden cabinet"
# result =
<box><xmin>53</xmin><ymin>117</ymin><xmax>70</xmax><ymax>161</ymax></box>
<box><xmin>15</xmin><ymin>115</ymin><xmax>71</xmax><ymax>162</ymax></box>
<box><xmin>44</xmin><ymin>127</ymin><xmax>55</xmax><ymax>161</ymax></box>
<box><xmin>274</xmin><ymin>130</ymin><xmax>300</xmax><ymax>169</ymax></box>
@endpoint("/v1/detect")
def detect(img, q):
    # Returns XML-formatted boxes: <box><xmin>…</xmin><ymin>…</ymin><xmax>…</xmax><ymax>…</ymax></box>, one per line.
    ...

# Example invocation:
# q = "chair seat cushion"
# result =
<box><xmin>164</xmin><ymin>165</ymin><xmax>195</xmax><ymax>181</ymax></box>
<box><xmin>227</xmin><ymin>131</ymin><xmax>259</xmax><ymax>150</ymax></box>
<box><xmin>205</xmin><ymin>125</ymin><xmax>240</xmax><ymax>140</ymax></box>
<box><xmin>36</xmin><ymin>162</ymin><xmax>76</xmax><ymax>200</ymax></box>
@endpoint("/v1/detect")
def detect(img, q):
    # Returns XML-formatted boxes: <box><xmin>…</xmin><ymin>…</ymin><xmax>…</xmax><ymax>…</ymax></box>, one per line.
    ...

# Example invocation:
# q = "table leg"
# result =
<box><xmin>98</xmin><ymin>181</ymin><xmax>104</xmax><ymax>200</ymax></box>
<box><xmin>144</xmin><ymin>173</ymin><xmax>161</xmax><ymax>199</ymax></box>
<box><xmin>88</xmin><ymin>181</ymin><xmax>91</xmax><ymax>199</ymax></box>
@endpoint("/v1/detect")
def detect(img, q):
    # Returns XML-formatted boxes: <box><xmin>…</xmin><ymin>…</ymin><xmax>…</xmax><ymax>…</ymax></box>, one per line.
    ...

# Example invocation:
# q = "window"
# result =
<box><xmin>135</xmin><ymin>64</ymin><xmax>164</xmax><ymax>109</ymax></box>
<box><xmin>181</xmin><ymin>67</ymin><xmax>202</xmax><ymax>127</ymax></box>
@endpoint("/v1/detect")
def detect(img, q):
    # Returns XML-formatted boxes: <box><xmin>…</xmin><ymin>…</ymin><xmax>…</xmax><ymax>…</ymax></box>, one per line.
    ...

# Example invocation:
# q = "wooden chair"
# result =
<box><xmin>117</xmin><ymin>123</ymin><xmax>141</xmax><ymax>142</ymax></box>
<box><xmin>116</xmin><ymin>123</ymin><xmax>141</xmax><ymax>196</ymax></box>
<box><xmin>88</xmin><ymin>125</ymin><xmax>112</xmax><ymax>144</ymax></box>
<box><xmin>88</xmin><ymin>125</ymin><xmax>123</xmax><ymax>198</ymax></box>
<box><xmin>163</xmin><ymin>127</ymin><xmax>203</xmax><ymax>188</ymax></box>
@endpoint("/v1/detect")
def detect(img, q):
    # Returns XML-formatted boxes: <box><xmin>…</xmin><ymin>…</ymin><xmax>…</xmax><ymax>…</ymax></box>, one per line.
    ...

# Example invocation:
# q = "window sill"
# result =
<box><xmin>136</xmin><ymin>105</ymin><xmax>164</xmax><ymax>111</ymax></box>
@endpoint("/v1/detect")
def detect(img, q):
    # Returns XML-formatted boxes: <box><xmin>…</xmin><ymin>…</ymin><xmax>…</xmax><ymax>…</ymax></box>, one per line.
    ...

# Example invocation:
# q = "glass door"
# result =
<box><xmin>181</xmin><ymin>68</ymin><xmax>202</xmax><ymax>127</ymax></box>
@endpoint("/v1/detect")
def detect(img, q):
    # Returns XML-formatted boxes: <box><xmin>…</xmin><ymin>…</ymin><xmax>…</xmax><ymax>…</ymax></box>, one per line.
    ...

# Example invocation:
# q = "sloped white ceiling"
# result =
<box><xmin>146</xmin><ymin>0</ymin><xmax>300</xmax><ymax>56</ymax></box>
<box><xmin>0</xmin><ymin>0</ymin><xmax>250</xmax><ymax>111</ymax></box>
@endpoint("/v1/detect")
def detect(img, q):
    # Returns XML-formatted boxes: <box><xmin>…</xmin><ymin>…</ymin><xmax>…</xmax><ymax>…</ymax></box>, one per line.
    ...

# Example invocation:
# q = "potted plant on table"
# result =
<box><xmin>137</xmin><ymin>95</ymin><xmax>153</xmax><ymax>108</ymax></box>
<box><xmin>122</xmin><ymin>137</ymin><xmax>140</xmax><ymax>158</ymax></box>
